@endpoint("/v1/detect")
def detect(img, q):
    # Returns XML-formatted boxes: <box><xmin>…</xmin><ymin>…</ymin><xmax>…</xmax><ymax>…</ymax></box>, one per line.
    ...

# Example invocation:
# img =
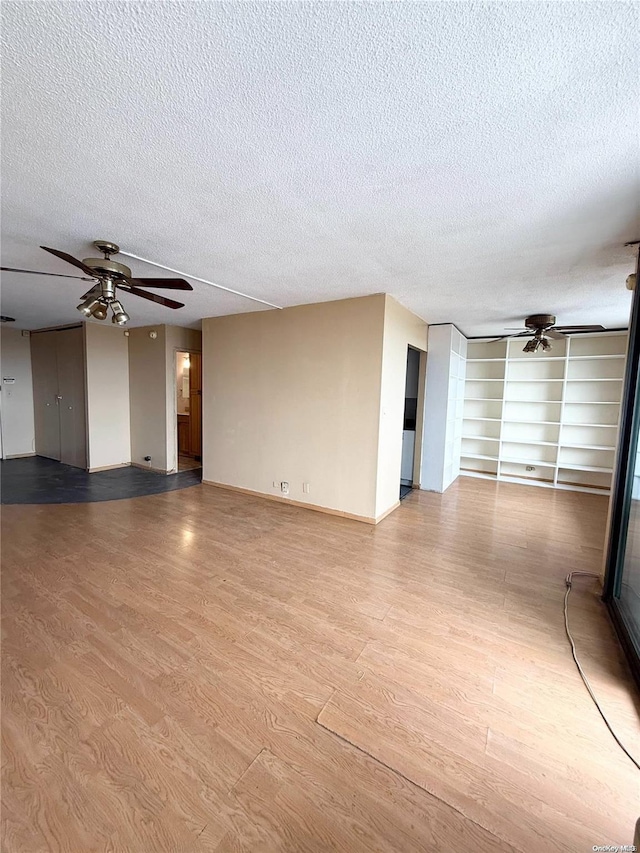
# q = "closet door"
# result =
<box><xmin>31</xmin><ymin>331</ymin><xmax>61</xmax><ymax>460</ymax></box>
<box><xmin>56</xmin><ymin>327</ymin><xmax>87</xmax><ymax>469</ymax></box>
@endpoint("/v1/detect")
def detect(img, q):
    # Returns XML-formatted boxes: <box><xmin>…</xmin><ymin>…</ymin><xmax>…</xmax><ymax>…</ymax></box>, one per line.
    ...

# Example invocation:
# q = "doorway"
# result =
<box><xmin>400</xmin><ymin>346</ymin><xmax>420</xmax><ymax>499</ymax></box>
<box><xmin>176</xmin><ymin>350</ymin><xmax>202</xmax><ymax>472</ymax></box>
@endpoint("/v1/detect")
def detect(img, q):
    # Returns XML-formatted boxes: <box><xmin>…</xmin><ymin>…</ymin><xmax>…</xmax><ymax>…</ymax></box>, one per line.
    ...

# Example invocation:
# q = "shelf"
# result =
<box><xmin>504</xmin><ymin>419</ymin><xmax>560</xmax><ymax>425</ymax></box>
<box><xmin>462</xmin><ymin>453</ymin><xmax>499</xmax><ymax>461</ymax></box>
<box><xmin>560</xmin><ymin>443</ymin><xmax>616</xmax><ymax>451</ymax></box>
<box><xmin>564</xmin><ymin>421</ymin><xmax>617</xmax><ymax>427</ymax></box>
<box><xmin>466</xmin><ymin>397</ymin><xmax>503</xmax><ymax>401</ymax></box>
<box><xmin>566</xmin><ymin>378</ymin><xmax>623</xmax><ymax>383</ymax></box>
<box><xmin>466</xmin><ymin>358</ymin><xmax>507</xmax><ymax>363</ymax></box>
<box><xmin>570</xmin><ymin>354</ymin><xmax>625</xmax><ymax>361</ymax></box>
<box><xmin>462</xmin><ymin>435</ymin><xmax>500</xmax><ymax>442</ymax></box>
<box><xmin>501</xmin><ymin>438</ymin><xmax>557</xmax><ymax>447</ymax></box>
<box><xmin>557</xmin><ymin>463</ymin><xmax>613</xmax><ymax>473</ymax></box>
<box><xmin>460</xmin><ymin>470</ymin><xmax>497</xmax><ymax>481</ymax></box>
<box><xmin>501</xmin><ymin>456</ymin><xmax>558</xmax><ymax>467</ymax></box>
<box><xmin>500</xmin><ymin>473</ymin><xmax>554</xmax><ymax>485</ymax></box>
<box><xmin>508</xmin><ymin>357</ymin><xmax>566</xmax><ymax>362</ymax></box>
<box><xmin>463</xmin><ymin>416</ymin><xmax>502</xmax><ymax>422</ymax></box>
<box><xmin>505</xmin><ymin>378</ymin><xmax>564</xmax><ymax>383</ymax></box>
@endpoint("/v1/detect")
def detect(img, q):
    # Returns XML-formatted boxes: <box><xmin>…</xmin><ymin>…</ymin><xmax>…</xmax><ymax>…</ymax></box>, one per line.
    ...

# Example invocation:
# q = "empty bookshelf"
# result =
<box><xmin>461</xmin><ymin>332</ymin><xmax>627</xmax><ymax>494</ymax></box>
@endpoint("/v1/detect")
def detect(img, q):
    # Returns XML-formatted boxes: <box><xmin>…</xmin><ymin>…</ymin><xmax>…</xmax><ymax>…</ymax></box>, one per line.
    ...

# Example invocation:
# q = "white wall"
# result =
<box><xmin>84</xmin><ymin>323</ymin><xmax>131</xmax><ymax>470</ymax></box>
<box><xmin>128</xmin><ymin>325</ymin><xmax>168</xmax><ymax>470</ymax></box>
<box><xmin>0</xmin><ymin>328</ymin><xmax>35</xmax><ymax>458</ymax></box>
<box><xmin>202</xmin><ymin>295</ymin><xmax>387</xmax><ymax>521</ymax></box>
<box><xmin>375</xmin><ymin>296</ymin><xmax>428</xmax><ymax>518</ymax></box>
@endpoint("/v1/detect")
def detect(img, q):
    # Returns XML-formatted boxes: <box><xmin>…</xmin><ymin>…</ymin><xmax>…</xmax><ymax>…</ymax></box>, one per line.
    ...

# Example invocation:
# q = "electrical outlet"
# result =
<box><xmin>281</xmin><ymin>481</ymin><xmax>289</xmax><ymax>495</ymax></box>
<box><xmin>526</xmin><ymin>466</ymin><xmax>535</xmax><ymax>471</ymax></box>
<box><xmin>303</xmin><ymin>483</ymin><xmax>310</xmax><ymax>494</ymax></box>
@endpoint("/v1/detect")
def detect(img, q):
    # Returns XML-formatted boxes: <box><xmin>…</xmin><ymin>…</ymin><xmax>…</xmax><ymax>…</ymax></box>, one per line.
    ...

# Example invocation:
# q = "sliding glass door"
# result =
<box><xmin>604</xmin><ymin>262</ymin><xmax>640</xmax><ymax>683</ymax></box>
<box><xmin>617</xmin><ymin>432</ymin><xmax>640</xmax><ymax>640</ymax></box>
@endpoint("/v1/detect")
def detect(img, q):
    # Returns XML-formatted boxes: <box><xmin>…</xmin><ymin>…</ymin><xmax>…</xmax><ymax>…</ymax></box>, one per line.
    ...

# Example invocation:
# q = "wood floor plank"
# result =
<box><xmin>2</xmin><ymin>476</ymin><xmax>638</xmax><ymax>851</ymax></box>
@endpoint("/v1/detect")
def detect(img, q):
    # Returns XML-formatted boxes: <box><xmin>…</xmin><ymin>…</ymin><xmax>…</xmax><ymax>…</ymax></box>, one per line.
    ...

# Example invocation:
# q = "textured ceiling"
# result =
<box><xmin>1</xmin><ymin>1</ymin><xmax>638</xmax><ymax>334</ymax></box>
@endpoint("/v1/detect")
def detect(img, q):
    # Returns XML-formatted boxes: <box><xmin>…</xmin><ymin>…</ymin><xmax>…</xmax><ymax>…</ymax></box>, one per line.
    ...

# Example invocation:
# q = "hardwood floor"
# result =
<box><xmin>178</xmin><ymin>455</ymin><xmax>202</xmax><ymax>472</ymax></box>
<box><xmin>2</xmin><ymin>477</ymin><xmax>639</xmax><ymax>852</ymax></box>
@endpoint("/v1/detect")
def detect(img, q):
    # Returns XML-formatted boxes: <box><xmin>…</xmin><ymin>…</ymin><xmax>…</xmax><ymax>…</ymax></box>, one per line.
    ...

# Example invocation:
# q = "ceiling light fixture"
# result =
<box><xmin>110</xmin><ymin>300</ymin><xmax>130</xmax><ymax>326</ymax></box>
<box><xmin>4</xmin><ymin>241</ymin><xmax>194</xmax><ymax>327</ymax></box>
<box><xmin>76</xmin><ymin>293</ymin><xmax>103</xmax><ymax>317</ymax></box>
<box><xmin>523</xmin><ymin>332</ymin><xmax>551</xmax><ymax>353</ymax></box>
<box><xmin>91</xmin><ymin>302</ymin><xmax>108</xmax><ymax>321</ymax></box>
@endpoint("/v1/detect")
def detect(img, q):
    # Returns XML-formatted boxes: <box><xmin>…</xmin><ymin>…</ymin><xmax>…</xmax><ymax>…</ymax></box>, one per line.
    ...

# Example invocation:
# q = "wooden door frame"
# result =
<box><xmin>171</xmin><ymin>347</ymin><xmax>202</xmax><ymax>473</ymax></box>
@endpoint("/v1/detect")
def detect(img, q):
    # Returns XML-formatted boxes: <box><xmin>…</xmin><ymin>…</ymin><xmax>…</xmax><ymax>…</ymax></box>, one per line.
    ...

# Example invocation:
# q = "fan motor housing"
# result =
<box><xmin>525</xmin><ymin>314</ymin><xmax>556</xmax><ymax>330</ymax></box>
<box><xmin>82</xmin><ymin>257</ymin><xmax>132</xmax><ymax>279</ymax></box>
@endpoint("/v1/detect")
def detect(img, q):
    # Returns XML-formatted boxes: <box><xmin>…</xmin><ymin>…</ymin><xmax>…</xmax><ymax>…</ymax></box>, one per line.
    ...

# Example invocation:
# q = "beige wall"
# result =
<box><xmin>84</xmin><ymin>323</ymin><xmax>131</xmax><ymax>470</ymax></box>
<box><xmin>202</xmin><ymin>295</ymin><xmax>387</xmax><ymax>520</ymax></box>
<box><xmin>375</xmin><ymin>296</ymin><xmax>428</xmax><ymax>518</ymax></box>
<box><xmin>165</xmin><ymin>326</ymin><xmax>201</xmax><ymax>472</ymax></box>
<box><xmin>128</xmin><ymin>325</ymin><xmax>167</xmax><ymax>469</ymax></box>
<box><xmin>0</xmin><ymin>328</ymin><xmax>35</xmax><ymax>458</ymax></box>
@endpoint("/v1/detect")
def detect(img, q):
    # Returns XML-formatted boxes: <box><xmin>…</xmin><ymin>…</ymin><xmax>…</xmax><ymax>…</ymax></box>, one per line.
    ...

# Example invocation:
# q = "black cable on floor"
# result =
<box><xmin>563</xmin><ymin>571</ymin><xmax>639</xmax><ymax>771</ymax></box>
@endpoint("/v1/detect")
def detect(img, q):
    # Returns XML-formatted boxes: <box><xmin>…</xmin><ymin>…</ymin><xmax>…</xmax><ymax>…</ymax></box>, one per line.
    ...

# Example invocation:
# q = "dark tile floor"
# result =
<box><xmin>1</xmin><ymin>456</ymin><xmax>202</xmax><ymax>505</ymax></box>
<box><xmin>399</xmin><ymin>484</ymin><xmax>413</xmax><ymax>500</ymax></box>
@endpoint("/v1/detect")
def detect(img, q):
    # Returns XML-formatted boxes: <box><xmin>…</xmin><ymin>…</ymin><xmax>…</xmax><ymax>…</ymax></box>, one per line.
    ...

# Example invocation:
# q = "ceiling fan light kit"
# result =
<box><xmin>1</xmin><ymin>241</ymin><xmax>194</xmax><ymax>326</ymax></box>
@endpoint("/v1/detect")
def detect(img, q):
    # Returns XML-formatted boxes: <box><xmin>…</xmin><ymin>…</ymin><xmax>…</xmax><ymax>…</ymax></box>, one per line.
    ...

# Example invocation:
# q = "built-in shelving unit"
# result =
<box><xmin>461</xmin><ymin>333</ymin><xmax>627</xmax><ymax>494</ymax></box>
<box><xmin>422</xmin><ymin>324</ymin><xmax>467</xmax><ymax>492</ymax></box>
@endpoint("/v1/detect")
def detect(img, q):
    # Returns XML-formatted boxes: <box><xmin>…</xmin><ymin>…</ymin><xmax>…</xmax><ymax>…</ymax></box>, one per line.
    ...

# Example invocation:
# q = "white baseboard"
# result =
<box><xmin>131</xmin><ymin>462</ymin><xmax>171</xmax><ymax>475</ymax></box>
<box><xmin>202</xmin><ymin>480</ymin><xmax>401</xmax><ymax>525</ymax></box>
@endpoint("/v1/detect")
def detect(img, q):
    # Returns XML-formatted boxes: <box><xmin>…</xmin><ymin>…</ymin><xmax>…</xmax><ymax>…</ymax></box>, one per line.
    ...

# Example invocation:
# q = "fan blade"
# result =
<box><xmin>1</xmin><ymin>266</ymin><xmax>93</xmax><ymax>280</ymax></box>
<box><xmin>126</xmin><ymin>277</ymin><xmax>193</xmax><ymax>291</ymax></box>
<box><xmin>546</xmin><ymin>329</ymin><xmax>566</xmax><ymax>340</ymax></box>
<box><xmin>487</xmin><ymin>331</ymin><xmax>532</xmax><ymax>342</ymax></box>
<box><xmin>118</xmin><ymin>284</ymin><xmax>184</xmax><ymax>309</ymax></box>
<box><xmin>40</xmin><ymin>246</ymin><xmax>97</xmax><ymax>277</ymax></box>
<box><xmin>553</xmin><ymin>324</ymin><xmax>606</xmax><ymax>331</ymax></box>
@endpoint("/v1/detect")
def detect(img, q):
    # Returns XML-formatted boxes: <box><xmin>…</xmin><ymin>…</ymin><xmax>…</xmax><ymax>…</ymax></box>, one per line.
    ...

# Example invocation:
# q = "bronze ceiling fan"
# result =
<box><xmin>490</xmin><ymin>314</ymin><xmax>609</xmax><ymax>352</ymax></box>
<box><xmin>1</xmin><ymin>241</ymin><xmax>193</xmax><ymax>325</ymax></box>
